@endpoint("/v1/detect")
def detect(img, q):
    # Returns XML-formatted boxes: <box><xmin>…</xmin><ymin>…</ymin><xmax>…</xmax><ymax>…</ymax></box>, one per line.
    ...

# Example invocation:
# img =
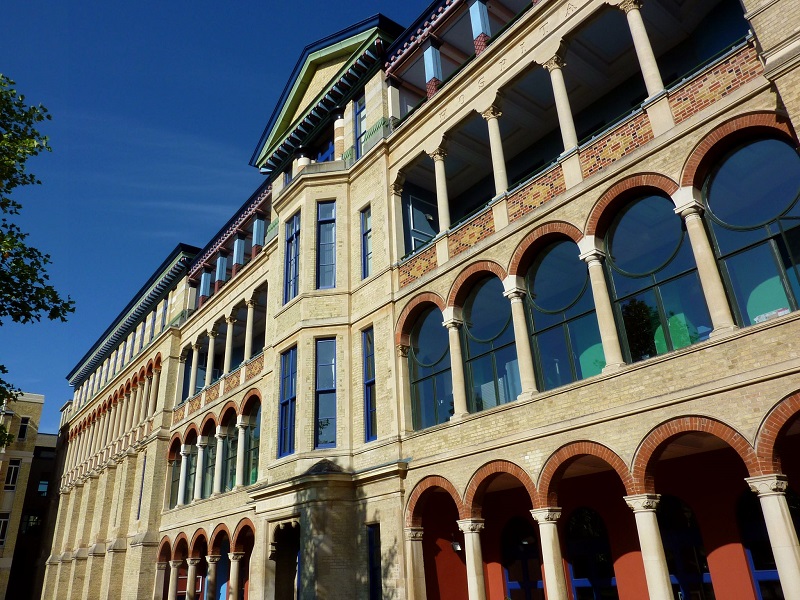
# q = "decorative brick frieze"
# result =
<box><xmin>187</xmin><ymin>396</ymin><xmax>201</xmax><ymax>416</ymax></box>
<box><xmin>448</xmin><ymin>210</ymin><xmax>495</xmax><ymax>258</ymax></box>
<box><xmin>223</xmin><ymin>368</ymin><xmax>241</xmax><ymax>395</ymax></box>
<box><xmin>204</xmin><ymin>381</ymin><xmax>220</xmax><ymax>404</ymax></box>
<box><xmin>399</xmin><ymin>245</ymin><xmax>438</xmax><ymax>287</ymax></box>
<box><xmin>172</xmin><ymin>404</ymin><xmax>185</xmax><ymax>425</ymax></box>
<box><xmin>245</xmin><ymin>354</ymin><xmax>264</xmax><ymax>382</ymax></box>
<box><xmin>506</xmin><ymin>165</ymin><xmax>567</xmax><ymax>222</ymax></box>
<box><xmin>579</xmin><ymin>112</ymin><xmax>654</xmax><ymax>178</ymax></box>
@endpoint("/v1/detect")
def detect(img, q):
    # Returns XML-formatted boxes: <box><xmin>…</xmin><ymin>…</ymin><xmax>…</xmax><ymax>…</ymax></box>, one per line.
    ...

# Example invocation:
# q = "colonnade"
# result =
<box><xmin>157</xmin><ymin>552</ymin><xmax>246</xmax><ymax>600</ymax></box>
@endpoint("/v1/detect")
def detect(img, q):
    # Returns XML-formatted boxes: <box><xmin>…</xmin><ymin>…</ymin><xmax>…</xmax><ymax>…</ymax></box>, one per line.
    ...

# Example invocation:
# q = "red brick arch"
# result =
<box><xmin>209</xmin><ymin>523</ymin><xmax>232</xmax><ymax>554</ymax></box>
<box><xmin>538</xmin><ymin>441</ymin><xmax>635</xmax><ymax>506</ymax></box>
<box><xmin>681</xmin><ymin>111</ymin><xmax>797</xmax><ymax>188</ymax></box>
<box><xmin>406</xmin><ymin>475</ymin><xmax>465</xmax><ymax>527</ymax></box>
<box><xmin>189</xmin><ymin>529</ymin><xmax>208</xmax><ymax>558</ymax></box>
<box><xmin>172</xmin><ymin>533</ymin><xmax>190</xmax><ymax>560</ymax></box>
<box><xmin>395</xmin><ymin>291</ymin><xmax>447</xmax><ymax>347</ymax></box>
<box><xmin>219</xmin><ymin>401</ymin><xmax>240</xmax><ymax>422</ymax></box>
<box><xmin>240</xmin><ymin>388</ymin><xmax>262</xmax><ymax>415</ymax></box>
<box><xmin>446</xmin><ymin>260</ymin><xmax>508</xmax><ymax>308</ymax></box>
<box><xmin>586</xmin><ymin>173</ymin><xmax>680</xmax><ymax>237</ymax></box>
<box><xmin>199</xmin><ymin>413</ymin><xmax>218</xmax><ymax>436</ymax></box>
<box><xmin>183</xmin><ymin>424</ymin><xmax>200</xmax><ymax>444</ymax></box>
<box><xmin>632</xmin><ymin>416</ymin><xmax>760</xmax><ymax>493</ymax></box>
<box><xmin>508</xmin><ymin>222</ymin><xmax>584</xmax><ymax>276</ymax></box>
<box><xmin>157</xmin><ymin>537</ymin><xmax>172</xmax><ymax>563</ymax></box>
<box><xmin>756</xmin><ymin>390</ymin><xmax>800</xmax><ymax>474</ymax></box>
<box><xmin>463</xmin><ymin>460</ymin><xmax>537</xmax><ymax>517</ymax></box>
<box><xmin>232</xmin><ymin>517</ymin><xmax>256</xmax><ymax>552</ymax></box>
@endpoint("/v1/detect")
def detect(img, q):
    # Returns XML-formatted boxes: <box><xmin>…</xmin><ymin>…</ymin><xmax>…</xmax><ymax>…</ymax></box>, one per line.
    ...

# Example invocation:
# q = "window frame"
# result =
<box><xmin>18</xmin><ymin>417</ymin><xmax>29</xmax><ymax>441</ymax></box>
<box><xmin>361</xmin><ymin>206</ymin><xmax>373</xmax><ymax>279</ymax></box>
<box><xmin>284</xmin><ymin>212</ymin><xmax>301</xmax><ymax>303</ymax></box>
<box><xmin>4</xmin><ymin>459</ymin><xmax>21</xmax><ymax>490</ymax></box>
<box><xmin>316</xmin><ymin>201</ymin><xmax>336</xmax><ymax>289</ymax></box>
<box><xmin>354</xmin><ymin>92</ymin><xmax>367</xmax><ymax>159</ymax></box>
<box><xmin>0</xmin><ymin>513</ymin><xmax>9</xmax><ymax>547</ymax></box>
<box><xmin>278</xmin><ymin>347</ymin><xmax>298</xmax><ymax>458</ymax></box>
<box><xmin>367</xmin><ymin>523</ymin><xmax>383</xmax><ymax>600</ymax></box>
<box><xmin>314</xmin><ymin>338</ymin><xmax>337</xmax><ymax>449</ymax></box>
<box><xmin>363</xmin><ymin>328</ymin><xmax>377</xmax><ymax>442</ymax></box>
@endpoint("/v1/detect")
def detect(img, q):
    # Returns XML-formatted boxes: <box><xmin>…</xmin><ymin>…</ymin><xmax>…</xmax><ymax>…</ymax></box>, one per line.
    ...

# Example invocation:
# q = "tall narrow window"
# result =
<box><xmin>184</xmin><ymin>447</ymin><xmax>197</xmax><ymax>504</ymax></box>
<box><xmin>361</xmin><ymin>207</ymin><xmax>373</xmax><ymax>279</ymax></box>
<box><xmin>279</xmin><ymin>347</ymin><xmax>297</xmax><ymax>457</ymax></box>
<box><xmin>363</xmin><ymin>328</ymin><xmax>377</xmax><ymax>442</ymax></box>
<box><xmin>149</xmin><ymin>309</ymin><xmax>157</xmax><ymax>341</ymax></box>
<box><xmin>4</xmin><ymin>459</ymin><xmax>20</xmax><ymax>490</ymax></box>
<box><xmin>409</xmin><ymin>306</ymin><xmax>453</xmax><ymax>429</ymax></box>
<box><xmin>284</xmin><ymin>212</ymin><xmax>301</xmax><ymax>303</ymax></box>
<box><xmin>317</xmin><ymin>202</ymin><xmax>336</xmax><ymax>289</ymax></box>
<box><xmin>223</xmin><ymin>427</ymin><xmax>237</xmax><ymax>492</ymax></box>
<box><xmin>17</xmin><ymin>417</ymin><xmax>30</xmax><ymax>441</ymax></box>
<box><xmin>202</xmin><ymin>442</ymin><xmax>216</xmax><ymax>499</ymax></box>
<box><xmin>354</xmin><ymin>93</ymin><xmax>367</xmax><ymax>159</ymax></box>
<box><xmin>138</xmin><ymin>322</ymin><xmax>145</xmax><ymax>351</ymax></box>
<box><xmin>245</xmin><ymin>404</ymin><xmax>261</xmax><ymax>485</ymax></box>
<box><xmin>168</xmin><ymin>458</ymin><xmax>180</xmax><ymax>509</ymax></box>
<box><xmin>160</xmin><ymin>295</ymin><xmax>169</xmax><ymax>331</ymax></box>
<box><xmin>367</xmin><ymin>524</ymin><xmax>382</xmax><ymax>600</ymax></box>
<box><xmin>315</xmin><ymin>339</ymin><xmax>336</xmax><ymax>448</ymax></box>
<box><xmin>0</xmin><ymin>514</ymin><xmax>9</xmax><ymax>547</ymax></box>
<box><xmin>129</xmin><ymin>330</ymin><xmax>136</xmax><ymax>359</ymax></box>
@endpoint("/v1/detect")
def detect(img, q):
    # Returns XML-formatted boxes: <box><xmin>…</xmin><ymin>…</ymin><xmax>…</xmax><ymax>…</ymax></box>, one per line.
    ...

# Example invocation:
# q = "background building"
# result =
<box><xmin>44</xmin><ymin>0</ymin><xmax>800</xmax><ymax>598</ymax></box>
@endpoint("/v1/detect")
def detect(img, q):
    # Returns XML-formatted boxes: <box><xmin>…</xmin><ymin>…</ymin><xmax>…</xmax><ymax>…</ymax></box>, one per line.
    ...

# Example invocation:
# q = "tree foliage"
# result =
<box><xmin>0</xmin><ymin>74</ymin><xmax>75</xmax><ymax>402</ymax></box>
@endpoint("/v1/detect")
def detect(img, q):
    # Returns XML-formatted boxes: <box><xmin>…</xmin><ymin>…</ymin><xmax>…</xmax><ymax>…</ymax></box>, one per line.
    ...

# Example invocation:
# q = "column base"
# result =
<box><xmin>516</xmin><ymin>390</ymin><xmax>538</xmax><ymax>403</ymax></box>
<box><xmin>449</xmin><ymin>411</ymin><xmax>471</xmax><ymax>422</ymax></box>
<box><xmin>602</xmin><ymin>362</ymin><xmax>626</xmax><ymax>373</ymax></box>
<box><xmin>560</xmin><ymin>151</ymin><xmax>583</xmax><ymax>188</ymax></box>
<box><xmin>643</xmin><ymin>92</ymin><xmax>674</xmax><ymax>137</ymax></box>
<box><xmin>709</xmin><ymin>324</ymin><xmax>738</xmax><ymax>339</ymax></box>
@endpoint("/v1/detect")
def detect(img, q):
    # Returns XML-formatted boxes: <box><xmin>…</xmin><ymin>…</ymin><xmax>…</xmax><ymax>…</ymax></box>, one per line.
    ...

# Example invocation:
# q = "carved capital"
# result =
<box><xmin>531</xmin><ymin>507</ymin><xmax>562</xmax><ymax>523</ymax></box>
<box><xmin>228</xmin><ymin>551</ymin><xmax>246</xmax><ymax>562</ymax></box>
<box><xmin>624</xmin><ymin>493</ymin><xmax>661</xmax><ymax>512</ymax></box>
<box><xmin>226</xmin><ymin>316</ymin><xmax>237</xmax><ymax>325</ymax></box>
<box><xmin>397</xmin><ymin>344</ymin><xmax>410</xmax><ymax>358</ymax></box>
<box><xmin>457</xmin><ymin>518</ymin><xmax>485</xmax><ymax>533</ymax></box>
<box><xmin>405</xmin><ymin>527</ymin><xmax>425</xmax><ymax>541</ymax></box>
<box><xmin>578</xmin><ymin>247</ymin><xmax>606</xmax><ymax>266</ymax></box>
<box><xmin>245</xmin><ymin>299</ymin><xmax>256</xmax><ymax>308</ymax></box>
<box><xmin>390</xmin><ymin>181</ymin><xmax>405</xmax><ymax>197</ymax></box>
<box><xmin>542</xmin><ymin>55</ymin><xmax>566</xmax><ymax>72</ymax></box>
<box><xmin>746</xmin><ymin>474</ymin><xmax>789</xmax><ymax>496</ymax></box>
<box><xmin>502</xmin><ymin>287</ymin><xmax>527</xmax><ymax>302</ymax></box>
<box><xmin>442</xmin><ymin>318</ymin><xmax>463</xmax><ymax>330</ymax></box>
<box><xmin>206</xmin><ymin>554</ymin><xmax>222</xmax><ymax>564</ymax></box>
<box><xmin>429</xmin><ymin>147</ymin><xmax>447</xmax><ymax>161</ymax></box>
<box><xmin>618</xmin><ymin>0</ymin><xmax>643</xmax><ymax>12</ymax></box>
<box><xmin>481</xmin><ymin>106</ymin><xmax>503</xmax><ymax>121</ymax></box>
<box><xmin>187</xmin><ymin>557</ymin><xmax>203</xmax><ymax>566</ymax></box>
<box><xmin>169</xmin><ymin>560</ymin><xmax>183</xmax><ymax>569</ymax></box>
<box><xmin>156</xmin><ymin>561</ymin><xmax>169</xmax><ymax>571</ymax></box>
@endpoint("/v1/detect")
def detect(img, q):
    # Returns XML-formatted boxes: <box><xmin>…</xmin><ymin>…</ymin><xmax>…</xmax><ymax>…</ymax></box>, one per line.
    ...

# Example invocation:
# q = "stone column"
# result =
<box><xmin>125</xmin><ymin>387</ymin><xmax>137</xmax><ymax>438</ymax></box>
<box><xmin>205</xmin><ymin>330</ymin><xmax>218</xmax><ymax>388</ymax></box>
<box><xmin>397</xmin><ymin>345</ymin><xmax>414</xmax><ymax>433</ymax></box>
<box><xmin>148</xmin><ymin>370</ymin><xmax>161</xmax><ymax>417</ymax></box>
<box><xmin>140</xmin><ymin>377</ymin><xmax>153</xmax><ymax>424</ymax></box>
<box><xmin>482</xmin><ymin>106</ymin><xmax>509</xmax><ymax>195</ymax></box>
<box><xmin>153</xmin><ymin>561</ymin><xmax>168</xmax><ymax>600</ymax></box>
<box><xmin>177</xmin><ymin>444</ymin><xmax>190</xmax><ymax>507</ymax></box>
<box><xmin>224</xmin><ymin>316</ymin><xmax>236</xmax><ymax>374</ymax></box>
<box><xmin>228</xmin><ymin>552</ymin><xmax>245</xmax><ymax>600</ymax></box>
<box><xmin>457</xmin><ymin>519</ymin><xmax>487</xmax><ymax>600</ymax></box>
<box><xmin>672</xmin><ymin>191</ymin><xmax>737</xmax><ymax>336</ymax></box>
<box><xmin>578</xmin><ymin>244</ymin><xmax>626</xmax><ymax>370</ymax></box>
<box><xmin>543</xmin><ymin>55</ymin><xmax>578</xmax><ymax>151</ymax></box>
<box><xmin>243</xmin><ymin>301</ymin><xmax>255</xmax><ymax>362</ymax></box>
<box><xmin>167</xmin><ymin>560</ymin><xmax>182</xmax><ymax>600</ymax></box>
<box><xmin>443</xmin><ymin>316</ymin><xmax>469</xmax><ymax>419</ymax></box>
<box><xmin>186</xmin><ymin>557</ymin><xmax>202</xmax><ymax>600</ymax></box>
<box><xmin>213</xmin><ymin>427</ymin><xmax>225</xmax><ymax>495</ymax></box>
<box><xmin>624</xmin><ymin>494</ymin><xmax>673</xmax><ymax>600</ymax></box>
<box><xmin>194</xmin><ymin>437</ymin><xmax>207</xmax><ymax>501</ymax></box>
<box><xmin>618</xmin><ymin>0</ymin><xmax>664</xmax><ymax>97</ymax></box>
<box><xmin>174</xmin><ymin>356</ymin><xmax>187</xmax><ymax>407</ymax></box>
<box><xmin>405</xmin><ymin>527</ymin><xmax>427</xmax><ymax>600</ymax></box>
<box><xmin>429</xmin><ymin>148</ymin><xmax>451</xmax><ymax>232</ymax></box>
<box><xmin>333</xmin><ymin>110</ymin><xmax>346</xmax><ymax>160</ymax></box>
<box><xmin>503</xmin><ymin>286</ymin><xmax>538</xmax><ymax>395</ymax></box>
<box><xmin>235</xmin><ymin>416</ymin><xmax>248</xmax><ymax>488</ymax></box>
<box><xmin>206</xmin><ymin>555</ymin><xmax>221</xmax><ymax>600</ymax></box>
<box><xmin>746</xmin><ymin>475</ymin><xmax>800</xmax><ymax>595</ymax></box>
<box><xmin>188</xmin><ymin>343</ymin><xmax>200</xmax><ymax>398</ymax></box>
<box><xmin>531</xmin><ymin>508</ymin><xmax>569</xmax><ymax>600</ymax></box>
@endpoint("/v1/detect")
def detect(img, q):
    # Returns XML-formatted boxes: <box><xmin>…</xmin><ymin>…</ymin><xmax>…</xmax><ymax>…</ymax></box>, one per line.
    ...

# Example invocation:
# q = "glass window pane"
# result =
<box><xmin>414</xmin><ymin>378</ymin><xmax>437</xmax><ymax>429</ymax></box>
<box><xmin>411</xmin><ymin>307</ymin><xmax>449</xmax><ymax>369</ymax></box>
<box><xmin>470</xmin><ymin>353</ymin><xmax>498</xmax><ymax>411</ymax></box>
<box><xmin>536</xmin><ymin>326</ymin><xmax>574</xmax><ymax>390</ymax></box>
<box><xmin>658</xmin><ymin>273</ymin><xmax>713</xmax><ymax>348</ymax></box>
<box><xmin>724</xmin><ymin>244</ymin><xmax>790</xmax><ymax>326</ymax></box>
<box><xmin>495</xmin><ymin>344</ymin><xmax>522</xmax><ymax>404</ymax></box>
<box><xmin>619</xmin><ymin>289</ymin><xmax>662</xmax><ymax>361</ymax></box>
<box><xmin>464</xmin><ymin>277</ymin><xmax>511</xmax><ymax>343</ymax></box>
<box><xmin>433</xmin><ymin>372</ymin><xmax>454</xmax><ymax>424</ymax></box>
<box><xmin>529</xmin><ymin>241</ymin><xmax>587</xmax><ymax>313</ymax></box>
<box><xmin>318</xmin><ymin>202</ymin><xmax>335</xmax><ymax>220</ymax></box>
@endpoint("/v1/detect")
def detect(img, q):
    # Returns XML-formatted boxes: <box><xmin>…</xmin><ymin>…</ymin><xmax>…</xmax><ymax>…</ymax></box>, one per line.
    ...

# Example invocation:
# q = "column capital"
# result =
<box><xmin>618</xmin><ymin>0</ymin><xmax>643</xmax><ymax>12</ymax></box>
<box><xmin>531</xmin><ymin>507</ymin><xmax>562</xmax><ymax>523</ymax></box>
<box><xmin>746</xmin><ymin>474</ymin><xmax>789</xmax><ymax>496</ymax></box>
<box><xmin>245</xmin><ymin>299</ymin><xmax>256</xmax><ymax>308</ymax></box>
<box><xmin>197</xmin><ymin>435</ymin><xmax>209</xmax><ymax>448</ymax></box>
<box><xmin>206</xmin><ymin>554</ymin><xmax>222</xmax><ymax>564</ymax></box>
<box><xmin>442</xmin><ymin>318</ymin><xmax>463</xmax><ymax>330</ymax></box>
<box><xmin>390</xmin><ymin>181</ymin><xmax>405</xmax><ymax>197</ymax></box>
<box><xmin>542</xmin><ymin>54</ymin><xmax>566</xmax><ymax>72</ymax></box>
<box><xmin>236</xmin><ymin>414</ymin><xmax>248</xmax><ymax>429</ymax></box>
<box><xmin>229</xmin><ymin>551</ymin><xmax>246</xmax><ymax>562</ymax></box>
<box><xmin>624</xmin><ymin>493</ymin><xmax>661</xmax><ymax>512</ymax></box>
<box><xmin>226</xmin><ymin>316</ymin><xmax>237</xmax><ymax>325</ymax></box>
<box><xmin>397</xmin><ymin>344</ymin><xmax>410</xmax><ymax>358</ymax></box>
<box><xmin>169</xmin><ymin>559</ymin><xmax>183</xmax><ymax>569</ymax></box>
<box><xmin>429</xmin><ymin>147</ymin><xmax>447</xmax><ymax>161</ymax></box>
<box><xmin>481</xmin><ymin>105</ymin><xmax>503</xmax><ymax>121</ymax></box>
<box><xmin>192</xmin><ymin>341</ymin><xmax>202</xmax><ymax>351</ymax></box>
<box><xmin>187</xmin><ymin>557</ymin><xmax>203</xmax><ymax>566</ymax></box>
<box><xmin>207</xmin><ymin>329</ymin><xmax>218</xmax><ymax>339</ymax></box>
<box><xmin>156</xmin><ymin>561</ymin><xmax>169</xmax><ymax>571</ymax></box>
<box><xmin>502</xmin><ymin>287</ymin><xmax>527</xmax><ymax>302</ymax></box>
<box><xmin>405</xmin><ymin>526</ymin><xmax>425</xmax><ymax>541</ymax></box>
<box><xmin>457</xmin><ymin>518</ymin><xmax>485</xmax><ymax>533</ymax></box>
<box><xmin>579</xmin><ymin>247</ymin><xmax>607</xmax><ymax>265</ymax></box>
<box><xmin>180</xmin><ymin>444</ymin><xmax>191</xmax><ymax>457</ymax></box>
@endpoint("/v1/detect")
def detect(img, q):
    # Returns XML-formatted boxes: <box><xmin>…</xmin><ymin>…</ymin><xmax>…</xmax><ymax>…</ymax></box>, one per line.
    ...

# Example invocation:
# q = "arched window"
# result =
<box><xmin>167</xmin><ymin>442</ymin><xmax>181</xmax><ymax>509</ymax></box>
<box><xmin>183</xmin><ymin>444</ymin><xmax>197</xmax><ymax>505</ymax></box>
<box><xmin>565</xmin><ymin>507</ymin><xmax>618</xmax><ymax>599</ymax></box>
<box><xmin>657</xmin><ymin>495</ymin><xmax>713</xmax><ymax>599</ymax></box>
<box><xmin>703</xmin><ymin>137</ymin><xmax>800</xmax><ymax>326</ymax></box>
<box><xmin>408</xmin><ymin>306</ymin><xmax>452</xmax><ymax>429</ymax></box>
<box><xmin>202</xmin><ymin>438</ymin><xmax>216</xmax><ymax>499</ymax></box>
<box><xmin>525</xmin><ymin>240</ymin><xmax>604</xmax><ymax>390</ymax></box>
<box><xmin>463</xmin><ymin>277</ymin><xmax>521</xmax><ymax>411</ymax></box>
<box><xmin>605</xmin><ymin>194</ymin><xmax>712</xmax><ymax>362</ymax></box>
<box><xmin>245</xmin><ymin>404</ymin><xmax>261</xmax><ymax>485</ymax></box>
<box><xmin>223</xmin><ymin>423</ymin><xmax>237</xmax><ymax>492</ymax></box>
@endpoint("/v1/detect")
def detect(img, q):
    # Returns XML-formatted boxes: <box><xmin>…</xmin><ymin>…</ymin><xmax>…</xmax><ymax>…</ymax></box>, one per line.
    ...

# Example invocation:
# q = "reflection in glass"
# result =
<box><xmin>409</xmin><ymin>307</ymin><xmax>453</xmax><ymax>429</ymax></box>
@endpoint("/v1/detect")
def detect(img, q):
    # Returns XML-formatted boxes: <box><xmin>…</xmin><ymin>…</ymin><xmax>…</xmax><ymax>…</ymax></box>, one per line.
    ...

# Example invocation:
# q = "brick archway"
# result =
<box><xmin>463</xmin><ymin>460</ymin><xmax>538</xmax><ymax>517</ymax></box>
<box><xmin>406</xmin><ymin>475</ymin><xmax>465</xmax><ymax>527</ymax></box>
<box><xmin>538</xmin><ymin>441</ymin><xmax>635</xmax><ymax>506</ymax></box>
<box><xmin>446</xmin><ymin>260</ymin><xmax>508</xmax><ymax>308</ymax></box>
<box><xmin>756</xmin><ymin>390</ymin><xmax>800</xmax><ymax>474</ymax></box>
<box><xmin>189</xmin><ymin>529</ymin><xmax>208</xmax><ymax>558</ymax></box>
<box><xmin>232</xmin><ymin>517</ymin><xmax>256</xmax><ymax>552</ymax></box>
<box><xmin>508</xmin><ymin>222</ymin><xmax>584</xmax><ymax>277</ymax></box>
<box><xmin>209</xmin><ymin>523</ymin><xmax>232</xmax><ymax>554</ymax></box>
<box><xmin>395</xmin><ymin>291</ymin><xmax>447</xmax><ymax>347</ymax></box>
<box><xmin>586</xmin><ymin>173</ymin><xmax>680</xmax><ymax>237</ymax></box>
<box><xmin>632</xmin><ymin>416</ymin><xmax>760</xmax><ymax>493</ymax></box>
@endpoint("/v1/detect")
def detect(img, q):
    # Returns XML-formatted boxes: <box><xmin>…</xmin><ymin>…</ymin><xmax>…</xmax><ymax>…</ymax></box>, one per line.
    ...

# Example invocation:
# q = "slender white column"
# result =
<box><xmin>543</xmin><ymin>55</ymin><xmax>578</xmax><ymax>151</ymax></box>
<box><xmin>125</xmin><ymin>388</ymin><xmax>137</xmax><ymax>433</ymax></box>
<box><xmin>224</xmin><ymin>317</ymin><xmax>236</xmax><ymax>374</ymax></box>
<box><xmin>624</xmin><ymin>494</ymin><xmax>673</xmax><ymax>600</ymax></box>
<box><xmin>429</xmin><ymin>148</ymin><xmax>451</xmax><ymax>232</ymax></box>
<box><xmin>443</xmin><ymin>316</ymin><xmax>469</xmax><ymax>419</ymax></box>
<box><xmin>188</xmin><ymin>343</ymin><xmax>200</xmax><ymax>398</ymax></box>
<box><xmin>405</xmin><ymin>528</ymin><xmax>427</xmax><ymax>600</ymax></box>
<box><xmin>206</xmin><ymin>556</ymin><xmax>220</xmax><ymax>600</ymax></box>
<box><xmin>194</xmin><ymin>437</ymin><xmax>207</xmax><ymax>501</ymax></box>
<box><xmin>140</xmin><ymin>377</ymin><xmax>152</xmax><ymax>424</ymax></box>
<box><xmin>482</xmin><ymin>106</ymin><xmax>509</xmax><ymax>195</ymax></box>
<box><xmin>167</xmin><ymin>560</ymin><xmax>181</xmax><ymax>600</ymax></box>
<box><xmin>153</xmin><ymin>562</ymin><xmax>168</xmax><ymax>600</ymax></box>
<box><xmin>243</xmin><ymin>301</ymin><xmax>255</xmax><ymax>362</ymax></box>
<box><xmin>531</xmin><ymin>508</ymin><xmax>569</xmax><ymax>600</ymax></box>
<box><xmin>148</xmin><ymin>370</ymin><xmax>161</xmax><ymax>417</ymax></box>
<box><xmin>177</xmin><ymin>445</ymin><xmax>190</xmax><ymax>507</ymax></box>
<box><xmin>618</xmin><ymin>0</ymin><xmax>664</xmax><ymax>97</ymax></box>
<box><xmin>228</xmin><ymin>552</ymin><xmax>245</xmax><ymax>600</ymax></box>
<box><xmin>457</xmin><ymin>519</ymin><xmax>487</xmax><ymax>600</ymax></box>
<box><xmin>503</xmin><ymin>286</ymin><xmax>538</xmax><ymax>395</ymax></box>
<box><xmin>205</xmin><ymin>330</ymin><xmax>217</xmax><ymax>388</ymax></box>
<box><xmin>235</xmin><ymin>416</ymin><xmax>247</xmax><ymax>488</ymax></box>
<box><xmin>673</xmin><ymin>191</ymin><xmax>737</xmax><ymax>336</ymax></box>
<box><xmin>213</xmin><ymin>427</ymin><xmax>225</xmax><ymax>495</ymax></box>
<box><xmin>746</xmin><ymin>475</ymin><xmax>800</xmax><ymax>595</ymax></box>
<box><xmin>186</xmin><ymin>558</ymin><xmax>201</xmax><ymax>600</ymax></box>
<box><xmin>579</xmin><ymin>245</ymin><xmax>626</xmax><ymax>370</ymax></box>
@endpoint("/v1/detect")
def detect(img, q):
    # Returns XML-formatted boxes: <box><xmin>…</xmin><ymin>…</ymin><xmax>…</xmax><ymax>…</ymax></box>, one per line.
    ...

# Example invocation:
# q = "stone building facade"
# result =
<box><xmin>44</xmin><ymin>0</ymin><xmax>800</xmax><ymax>598</ymax></box>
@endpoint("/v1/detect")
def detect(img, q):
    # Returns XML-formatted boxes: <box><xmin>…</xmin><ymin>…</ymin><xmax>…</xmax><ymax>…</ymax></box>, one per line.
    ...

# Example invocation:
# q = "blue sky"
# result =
<box><xmin>2</xmin><ymin>1</ymin><xmax>422</xmax><ymax>433</ymax></box>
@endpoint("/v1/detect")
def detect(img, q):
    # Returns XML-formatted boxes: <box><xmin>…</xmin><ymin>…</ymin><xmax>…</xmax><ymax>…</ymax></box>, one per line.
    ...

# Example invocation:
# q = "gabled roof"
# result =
<box><xmin>250</xmin><ymin>14</ymin><xmax>404</xmax><ymax>169</ymax></box>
